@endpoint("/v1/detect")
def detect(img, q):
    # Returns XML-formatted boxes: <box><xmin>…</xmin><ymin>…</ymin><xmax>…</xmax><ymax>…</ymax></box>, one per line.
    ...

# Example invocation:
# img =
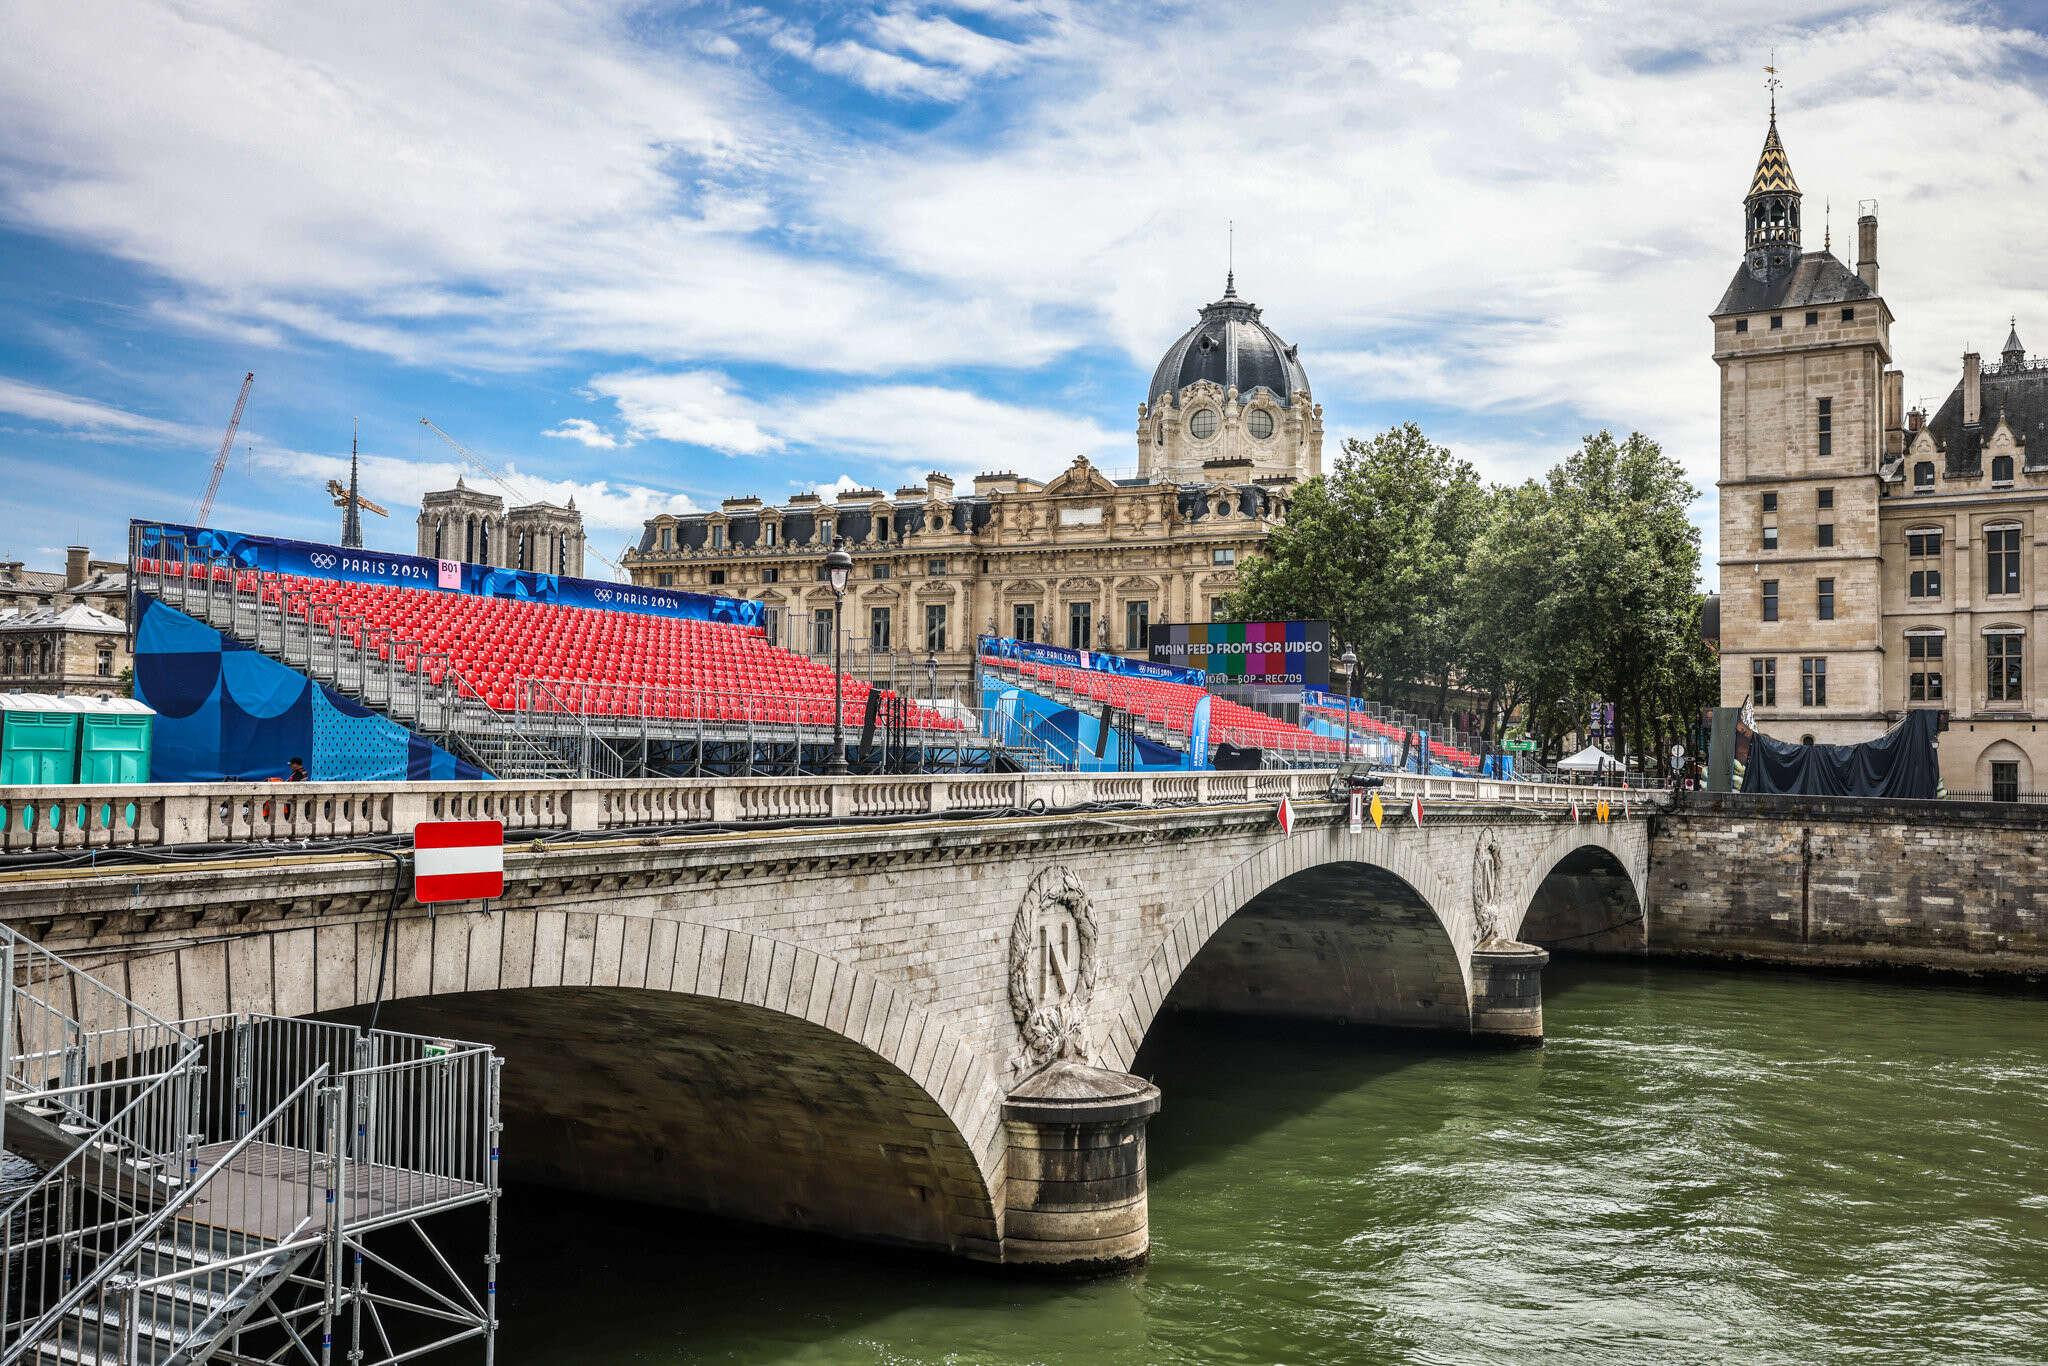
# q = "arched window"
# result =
<box><xmin>1914</xmin><ymin>462</ymin><xmax>1935</xmax><ymax>491</ymax></box>
<box><xmin>1993</xmin><ymin>453</ymin><xmax>2014</xmax><ymax>485</ymax></box>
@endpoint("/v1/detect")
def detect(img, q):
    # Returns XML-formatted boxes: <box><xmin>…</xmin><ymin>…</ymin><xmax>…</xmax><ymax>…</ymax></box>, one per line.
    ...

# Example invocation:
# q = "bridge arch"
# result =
<box><xmin>107</xmin><ymin>909</ymin><xmax>1009</xmax><ymax>1262</ymax></box>
<box><xmin>1506</xmin><ymin>822</ymin><xmax>1650</xmax><ymax>952</ymax></box>
<box><xmin>1101</xmin><ymin>824</ymin><xmax>1472</xmax><ymax>1071</ymax></box>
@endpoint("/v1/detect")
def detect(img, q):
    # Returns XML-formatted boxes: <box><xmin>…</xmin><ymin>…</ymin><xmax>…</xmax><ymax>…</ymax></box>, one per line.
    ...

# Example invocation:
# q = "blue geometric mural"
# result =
<box><xmin>134</xmin><ymin>596</ymin><xmax>487</xmax><ymax>782</ymax></box>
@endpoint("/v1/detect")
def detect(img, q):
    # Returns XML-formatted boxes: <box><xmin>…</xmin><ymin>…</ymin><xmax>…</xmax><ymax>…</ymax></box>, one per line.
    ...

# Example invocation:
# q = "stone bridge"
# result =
<box><xmin>0</xmin><ymin>771</ymin><xmax>1652</xmax><ymax>1269</ymax></box>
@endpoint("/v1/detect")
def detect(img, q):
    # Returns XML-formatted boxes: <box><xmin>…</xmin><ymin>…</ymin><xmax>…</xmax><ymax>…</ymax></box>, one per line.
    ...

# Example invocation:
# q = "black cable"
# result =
<box><xmin>360</xmin><ymin>848</ymin><xmax>410</xmax><ymax>1037</ymax></box>
<box><xmin>1530</xmin><ymin>912</ymin><xmax>1646</xmax><ymax>947</ymax></box>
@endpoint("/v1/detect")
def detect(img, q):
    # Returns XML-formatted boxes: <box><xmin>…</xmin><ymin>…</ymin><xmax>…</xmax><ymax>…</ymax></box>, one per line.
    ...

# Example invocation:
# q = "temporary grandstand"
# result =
<box><xmin>126</xmin><ymin>522</ymin><xmax>1496</xmax><ymax>782</ymax></box>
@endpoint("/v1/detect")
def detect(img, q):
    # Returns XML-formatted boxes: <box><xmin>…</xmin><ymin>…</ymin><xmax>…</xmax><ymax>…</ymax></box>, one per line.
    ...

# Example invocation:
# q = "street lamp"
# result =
<box><xmin>825</xmin><ymin>539</ymin><xmax>853</xmax><ymax>774</ymax></box>
<box><xmin>1338</xmin><ymin>647</ymin><xmax>1358</xmax><ymax>763</ymax></box>
<box><xmin>925</xmin><ymin>650</ymin><xmax>938</xmax><ymax>701</ymax></box>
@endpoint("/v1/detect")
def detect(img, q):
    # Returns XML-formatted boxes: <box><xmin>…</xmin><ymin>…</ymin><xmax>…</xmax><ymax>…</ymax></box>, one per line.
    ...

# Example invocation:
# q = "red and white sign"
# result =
<box><xmin>1276</xmin><ymin>795</ymin><xmax>1295</xmax><ymax>835</ymax></box>
<box><xmin>1409</xmin><ymin>795</ymin><xmax>1424</xmax><ymax>827</ymax></box>
<box><xmin>413</xmin><ymin>820</ymin><xmax>504</xmax><ymax>903</ymax></box>
<box><xmin>1348</xmin><ymin>789</ymin><xmax>1363</xmax><ymax>835</ymax></box>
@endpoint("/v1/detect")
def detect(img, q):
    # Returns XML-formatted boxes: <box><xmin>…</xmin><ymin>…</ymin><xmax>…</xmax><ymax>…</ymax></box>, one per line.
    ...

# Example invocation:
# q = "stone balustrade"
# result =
<box><xmin>0</xmin><ymin>770</ymin><xmax>1649</xmax><ymax>855</ymax></box>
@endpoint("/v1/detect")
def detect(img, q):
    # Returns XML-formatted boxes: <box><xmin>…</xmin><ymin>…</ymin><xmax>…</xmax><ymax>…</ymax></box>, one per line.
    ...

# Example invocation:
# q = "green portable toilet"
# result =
<box><xmin>0</xmin><ymin>693</ymin><xmax>82</xmax><ymax>784</ymax></box>
<box><xmin>76</xmin><ymin>697</ymin><xmax>155</xmax><ymax>784</ymax></box>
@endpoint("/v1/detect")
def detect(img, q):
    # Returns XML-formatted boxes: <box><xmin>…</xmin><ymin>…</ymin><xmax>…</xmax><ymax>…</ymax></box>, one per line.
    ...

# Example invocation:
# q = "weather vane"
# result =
<box><xmin>1764</xmin><ymin>50</ymin><xmax>1781</xmax><ymax>119</ymax></box>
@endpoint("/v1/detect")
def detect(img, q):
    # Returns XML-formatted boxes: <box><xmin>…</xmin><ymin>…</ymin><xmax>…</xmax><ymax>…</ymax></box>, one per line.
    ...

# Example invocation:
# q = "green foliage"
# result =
<box><xmin>1228</xmin><ymin>424</ymin><xmax>1712</xmax><ymax>770</ymax></box>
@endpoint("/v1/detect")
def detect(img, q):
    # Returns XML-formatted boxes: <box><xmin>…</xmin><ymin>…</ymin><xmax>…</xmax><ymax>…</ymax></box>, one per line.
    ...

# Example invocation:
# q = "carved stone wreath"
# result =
<box><xmin>1007</xmin><ymin>865</ymin><xmax>1099</xmax><ymax>1075</ymax></box>
<box><xmin>1472</xmin><ymin>829</ymin><xmax>1506</xmax><ymax>944</ymax></box>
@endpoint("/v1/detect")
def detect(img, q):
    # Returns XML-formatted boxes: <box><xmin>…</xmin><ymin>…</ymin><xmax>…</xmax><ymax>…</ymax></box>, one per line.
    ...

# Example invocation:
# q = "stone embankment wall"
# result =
<box><xmin>1648</xmin><ymin>792</ymin><xmax>2048</xmax><ymax>981</ymax></box>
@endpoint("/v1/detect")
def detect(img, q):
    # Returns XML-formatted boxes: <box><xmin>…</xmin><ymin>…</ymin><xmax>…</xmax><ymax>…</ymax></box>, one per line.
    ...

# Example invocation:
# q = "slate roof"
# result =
<box><xmin>1147</xmin><ymin>277</ymin><xmax>1310</xmax><ymax>409</ymax></box>
<box><xmin>1712</xmin><ymin>250</ymin><xmax>1874</xmax><ymax>317</ymax></box>
<box><xmin>1925</xmin><ymin>361</ymin><xmax>2048</xmax><ymax>477</ymax></box>
<box><xmin>0</xmin><ymin>604</ymin><xmax>125</xmax><ymax>633</ymax></box>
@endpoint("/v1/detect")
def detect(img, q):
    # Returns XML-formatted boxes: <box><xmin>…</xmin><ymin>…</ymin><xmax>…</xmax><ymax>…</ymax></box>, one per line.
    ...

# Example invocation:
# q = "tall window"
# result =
<box><xmin>1907</xmin><ymin>529</ymin><xmax>1942</xmax><ymax>598</ymax></box>
<box><xmin>1988</xmin><ymin>631</ymin><xmax>2024</xmax><ymax>702</ymax></box>
<box><xmin>1762</xmin><ymin>580</ymin><xmax>1779</xmax><ymax>622</ymax></box>
<box><xmin>1907</xmin><ymin>634</ymin><xmax>1944</xmax><ymax>702</ymax></box>
<box><xmin>1817</xmin><ymin>397</ymin><xmax>1832</xmax><ymax>457</ymax></box>
<box><xmin>870</xmin><ymin>607</ymin><xmax>891</xmax><ymax>651</ymax></box>
<box><xmin>659</xmin><ymin>526</ymin><xmax>671</xmax><ymax>551</ymax></box>
<box><xmin>1801</xmin><ymin>657</ymin><xmax>1827</xmax><ymax>706</ymax></box>
<box><xmin>97</xmin><ymin>648</ymin><xmax>113</xmax><ymax>677</ymax></box>
<box><xmin>1068</xmin><ymin>602</ymin><xmax>1092</xmax><ymax>651</ymax></box>
<box><xmin>1013</xmin><ymin>603</ymin><xmax>1036</xmax><ymax>642</ymax></box>
<box><xmin>710</xmin><ymin>525</ymin><xmax>724</xmax><ymax>549</ymax></box>
<box><xmin>1751</xmin><ymin>658</ymin><xmax>1776</xmax><ymax>705</ymax></box>
<box><xmin>878</xmin><ymin>515</ymin><xmax>891</xmax><ymax>541</ymax></box>
<box><xmin>813</xmin><ymin>609</ymin><xmax>835</xmax><ymax>657</ymax></box>
<box><xmin>1986</xmin><ymin>525</ymin><xmax>2022</xmax><ymax>595</ymax></box>
<box><xmin>1817</xmin><ymin>578</ymin><xmax>1835</xmax><ymax>620</ymax></box>
<box><xmin>1914</xmin><ymin>462</ymin><xmax>1935</xmax><ymax>491</ymax></box>
<box><xmin>924</xmin><ymin>605</ymin><xmax>948</xmax><ymax>652</ymax></box>
<box><xmin>1124</xmin><ymin>600</ymin><xmax>1150</xmax><ymax>650</ymax></box>
<box><xmin>1818</xmin><ymin>523</ymin><xmax>1834</xmax><ymax>548</ymax></box>
<box><xmin>1994</xmin><ymin>454</ymin><xmax>2015</xmax><ymax>485</ymax></box>
<box><xmin>1763</xmin><ymin>526</ymin><xmax>1779</xmax><ymax>550</ymax></box>
<box><xmin>764</xmin><ymin>522</ymin><xmax>778</xmax><ymax>547</ymax></box>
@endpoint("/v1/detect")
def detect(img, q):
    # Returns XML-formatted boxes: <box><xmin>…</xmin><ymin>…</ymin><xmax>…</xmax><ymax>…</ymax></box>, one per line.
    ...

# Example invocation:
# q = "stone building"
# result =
<box><xmin>416</xmin><ymin>479</ymin><xmax>586</xmax><ymax>577</ymax></box>
<box><xmin>0</xmin><ymin>604</ymin><xmax>128</xmax><ymax>696</ymax></box>
<box><xmin>621</xmin><ymin>279</ymin><xmax>1323</xmax><ymax>690</ymax></box>
<box><xmin>0</xmin><ymin>546</ymin><xmax>129</xmax><ymax>621</ymax></box>
<box><xmin>1714</xmin><ymin>105</ymin><xmax>2048</xmax><ymax>795</ymax></box>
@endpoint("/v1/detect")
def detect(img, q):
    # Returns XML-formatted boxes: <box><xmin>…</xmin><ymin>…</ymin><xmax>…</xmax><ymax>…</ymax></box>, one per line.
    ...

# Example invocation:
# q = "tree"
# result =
<box><xmin>1228</xmin><ymin>424</ymin><xmax>1484</xmax><ymax>709</ymax></box>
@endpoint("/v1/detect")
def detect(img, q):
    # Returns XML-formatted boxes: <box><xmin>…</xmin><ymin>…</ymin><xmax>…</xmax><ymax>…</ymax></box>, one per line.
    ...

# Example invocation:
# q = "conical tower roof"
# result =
<box><xmin>2005</xmin><ymin>321</ymin><xmax>2025</xmax><ymax>356</ymax></box>
<box><xmin>1748</xmin><ymin>119</ymin><xmax>1799</xmax><ymax>199</ymax></box>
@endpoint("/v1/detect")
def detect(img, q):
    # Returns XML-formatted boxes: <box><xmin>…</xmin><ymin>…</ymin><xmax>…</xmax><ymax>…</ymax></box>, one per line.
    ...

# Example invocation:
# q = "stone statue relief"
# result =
<box><xmin>1473</xmin><ymin>830</ymin><xmax>1506</xmax><ymax>944</ymax></box>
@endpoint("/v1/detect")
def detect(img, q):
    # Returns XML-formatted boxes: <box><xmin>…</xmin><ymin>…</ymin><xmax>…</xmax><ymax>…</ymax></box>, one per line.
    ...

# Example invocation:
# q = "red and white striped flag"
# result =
<box><xmin>1410</xmin><ymin>794</ymin><xmax>1424</xmax><ymax>827</ymax></box>
<box><xmin>1276</xmin><ymin>795</ymin><xmax>1294</xmax><ymax>835</ymax></box>
<box><xmin>413</xmin><ymin>821</ymin><xmax>505</xmax><ymax>903</ymax></box>
<box><xmin>1570</xmin><ymin>799</ymin><xmax>1581</xmax><ymax>824</ymax></box>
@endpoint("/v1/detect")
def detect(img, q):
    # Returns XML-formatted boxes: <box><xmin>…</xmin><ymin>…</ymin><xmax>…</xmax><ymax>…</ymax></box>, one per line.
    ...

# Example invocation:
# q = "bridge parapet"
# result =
<box><xmin>0</xmin><ymin>771</ymin><xmax>1651</xmax><ymax>855</ymax></box>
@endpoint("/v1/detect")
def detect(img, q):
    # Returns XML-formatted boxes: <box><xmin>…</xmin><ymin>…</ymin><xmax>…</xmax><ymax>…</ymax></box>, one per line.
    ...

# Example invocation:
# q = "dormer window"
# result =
<box><xmin>763</xmin><ymin>522</ymin><xmax>778</xmax><ymax>547</ymax></box>
<box><xmin>1994</xmin><ymin>454</ymin><xmax>2014</xmax><ymax>485</ymax></box>
<box><xmin>710</xmin><ymin>524</ymin><xmax>725</xmax><ymax>550</ymax></box>
<box><xmin>1914</xmin><ymin>462</ymin><xmax>1935</xmax><ymax>492</ymax></box>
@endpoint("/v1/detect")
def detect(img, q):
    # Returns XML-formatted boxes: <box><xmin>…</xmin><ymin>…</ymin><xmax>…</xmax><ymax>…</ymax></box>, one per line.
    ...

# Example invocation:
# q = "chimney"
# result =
<box><xmin>1883</xmin><ymin>370</ymin><xmax>1904</xmax><ymax>432</ymax></box>
<box><xmin>1964</xmin><ymin>353</ymin><xmax>1982</xmax><ymax>427</ymax></box>
<box><xmin>926</xmin><ymin>472</ymin><xmax>954</xmax><ymax>498</ymax></box>
<box><xmin>65</xmin><ymin>546</ymin><xmax>89</xmax><ymax>588</ymax></box>
<box><xmin>1856</xmin><ymin>213</ymin><xmax>1878</xmax><ymax>291</ymax></box>
<box><xmin>1908</xmin><ymin>407</ymin><xmax>1926</xmax><ymax>434</ymax></box>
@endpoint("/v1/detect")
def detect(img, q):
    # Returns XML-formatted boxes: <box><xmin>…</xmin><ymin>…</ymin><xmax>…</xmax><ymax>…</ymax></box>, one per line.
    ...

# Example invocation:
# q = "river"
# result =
<box><xmin>478</xmin><ymin>961</ymin><xmax>2048</xmax><ymax>1364</ymax></box>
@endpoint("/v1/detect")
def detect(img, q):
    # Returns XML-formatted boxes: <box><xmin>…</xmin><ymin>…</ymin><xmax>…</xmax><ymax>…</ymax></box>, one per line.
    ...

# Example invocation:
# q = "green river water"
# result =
<box><xmin>485</xmin><ymin>961</ymin><xmax>2048</xmax><ymax>1364</ymax></box>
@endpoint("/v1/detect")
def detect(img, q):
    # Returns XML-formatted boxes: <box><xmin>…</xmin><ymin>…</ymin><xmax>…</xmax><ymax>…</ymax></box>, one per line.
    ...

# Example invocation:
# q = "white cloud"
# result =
<box><xmin>582</xmin><ymin>373</ymin><xmax>1123</xmax><ymax>483</ymax></box>
<box><xmin>543</xmin><ymin>418</ymin><xmax>622</xmax><ymax>450</ymax></box>
<box><xmin>0</xmin><ymin>377</ymin><xmax>205</xmax><ymax>442</ymax></box>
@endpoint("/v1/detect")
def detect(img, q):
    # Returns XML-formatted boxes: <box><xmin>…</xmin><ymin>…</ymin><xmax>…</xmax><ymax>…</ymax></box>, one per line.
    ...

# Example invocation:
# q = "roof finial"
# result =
<box><xmin>1764</xmin><ymin>50</ymin><xmax>1781</xmax><ymax>122</ymax></box>
<box><xmin>1225</xmin><ymin>220</ymin><xmax>1236</xmax><ymax>297</ymax></box>
<box><xmin>1824</xmin><ymin>196</ymin><xmax>1830</xmax><ymax>251</ymax></box>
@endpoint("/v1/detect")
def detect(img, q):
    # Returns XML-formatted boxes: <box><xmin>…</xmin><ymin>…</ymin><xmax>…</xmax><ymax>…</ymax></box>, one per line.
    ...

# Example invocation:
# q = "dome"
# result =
<box><xmin>1147</xmin><ymin>276</ymin><xmax>1310</xmax><ymax>410</ymax></box>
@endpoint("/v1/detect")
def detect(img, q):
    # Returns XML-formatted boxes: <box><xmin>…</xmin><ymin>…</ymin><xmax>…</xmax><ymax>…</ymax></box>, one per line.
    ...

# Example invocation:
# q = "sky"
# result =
<box><xmin>3</xmin><ymin>1</ymin><xmax>2047</xmax><ymax>587</ymax></box>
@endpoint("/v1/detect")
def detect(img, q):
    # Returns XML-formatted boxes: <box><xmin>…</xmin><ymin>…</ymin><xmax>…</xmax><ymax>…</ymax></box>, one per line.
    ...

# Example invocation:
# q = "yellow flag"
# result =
<box><xmin>1369</xmin><ymin>791</ymin><xmax>1385</xmax><ymax>828</ymax></box>
<box><xmin>1597</xmin><ymin>799</ymin><xmax>1610</xmax><ymax>823</ymax></box>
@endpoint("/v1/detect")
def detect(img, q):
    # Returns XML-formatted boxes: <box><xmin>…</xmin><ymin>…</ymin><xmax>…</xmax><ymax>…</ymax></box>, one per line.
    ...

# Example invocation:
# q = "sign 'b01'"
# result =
<box><xmin>413</xmin><ymin>821</ymin><xmax>504</xmax><ymax>903</ymax></box>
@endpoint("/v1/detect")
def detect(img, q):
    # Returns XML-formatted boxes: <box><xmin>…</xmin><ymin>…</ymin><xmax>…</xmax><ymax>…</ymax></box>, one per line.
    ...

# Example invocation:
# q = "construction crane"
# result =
<box><xmin>418</xmin><ymin>417</ymin><xmax>622</xmax><ymax>576</ymax></box>
<box><xmin>325</xmin><ymin>478</ymin><xmax>388</xmax><ymax>517</ymax></box>
<box><xmin>193</xmin><ymin>372</ymin><xmax>254</xmax><ymax>527</ymax></box>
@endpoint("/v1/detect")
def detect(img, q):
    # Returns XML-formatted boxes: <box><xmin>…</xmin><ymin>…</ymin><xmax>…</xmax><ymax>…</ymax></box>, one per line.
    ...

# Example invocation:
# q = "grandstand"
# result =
<box><xmin>131</xmin><ymin>523</ymin><xmax>1002</xmax><ymax>782</ymax></box>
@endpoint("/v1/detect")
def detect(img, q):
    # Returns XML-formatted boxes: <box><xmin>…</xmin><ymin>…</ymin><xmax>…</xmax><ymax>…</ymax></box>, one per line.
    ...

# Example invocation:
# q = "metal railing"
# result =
<box><xmin>4</xmin><ymin>922</ymin><xmax>501</xmax><ymax>1365</ymax></box>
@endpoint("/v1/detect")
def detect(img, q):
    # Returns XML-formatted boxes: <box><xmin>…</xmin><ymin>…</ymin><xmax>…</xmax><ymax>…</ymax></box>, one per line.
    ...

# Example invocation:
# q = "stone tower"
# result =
<box><xmin>1712</xmin><ymin>105</ymin><xmax>1898</xmax><ymax>742</ymax></box>
<box><xmin>1135</xmin><ymin>275</ymin><xmax>1322</xmax><ymax>486</ymax></box>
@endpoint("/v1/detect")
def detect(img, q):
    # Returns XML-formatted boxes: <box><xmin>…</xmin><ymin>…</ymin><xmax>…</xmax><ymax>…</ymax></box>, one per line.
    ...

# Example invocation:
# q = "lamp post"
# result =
<box><xmin>925</xmin><ymin>650</ymin><xmax>938</xmax><ymax>701</ymax></box>
<box><xmin>1338</xmin><ymin>647</ymin><xmax>1358</xmax><ymax>763</ymax></box>
<box><xmin>825</xmin><ymin>539</ymin><xmax>852</xmax><ymax>774</ymax></box>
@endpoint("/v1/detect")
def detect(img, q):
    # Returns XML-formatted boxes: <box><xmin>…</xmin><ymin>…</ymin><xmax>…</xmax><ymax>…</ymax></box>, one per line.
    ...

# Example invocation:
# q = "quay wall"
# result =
<box><xmin>1647</xmin><ymin>792</ymin><xmax>2048</xmax><ymax>982</ymax></box>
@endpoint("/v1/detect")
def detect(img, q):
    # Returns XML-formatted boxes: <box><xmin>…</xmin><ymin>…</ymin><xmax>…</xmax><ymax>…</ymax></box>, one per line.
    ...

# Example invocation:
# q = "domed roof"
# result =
<box><xmin>1148</xmin><ymin>276</ymin><xmax>1310</xmax><ymax>409</ymax></box>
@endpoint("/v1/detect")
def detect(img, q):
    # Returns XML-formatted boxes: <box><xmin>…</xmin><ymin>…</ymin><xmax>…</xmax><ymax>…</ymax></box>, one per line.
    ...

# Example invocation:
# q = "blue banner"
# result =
<box><xmin>1189</xmin><ymin>693</ymin><xmax>1213</xmax><ymax>769</ymax></box>
<box><xmin>136</xmin><ymin>521</ymin><xmax>763</xmax><ymax>630</ymax></box>
<box><xmin>977</xmin><ymin>634</ymin><xmax>1205</xmax><ymax>686</ymax></box>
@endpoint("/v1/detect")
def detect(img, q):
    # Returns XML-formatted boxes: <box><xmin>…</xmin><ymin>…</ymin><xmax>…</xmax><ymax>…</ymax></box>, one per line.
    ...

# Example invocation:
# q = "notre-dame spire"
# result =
<box><xmin>341</xmin><ymin>425</ymin><xmax>364</xmax><ymax>549</ymax></box>
<box><xmin>1744</xmin><ymin>67</ymin><xmax>1802</xmax><ymax>282</ymax></box>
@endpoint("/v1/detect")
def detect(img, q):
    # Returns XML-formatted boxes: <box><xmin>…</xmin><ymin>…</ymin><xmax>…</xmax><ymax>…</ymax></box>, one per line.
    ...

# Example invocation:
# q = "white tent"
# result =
<box><xmin>1557</xmin><ymin>744</ymin><xmax>1623</xmax><ymax>773</ymax></box>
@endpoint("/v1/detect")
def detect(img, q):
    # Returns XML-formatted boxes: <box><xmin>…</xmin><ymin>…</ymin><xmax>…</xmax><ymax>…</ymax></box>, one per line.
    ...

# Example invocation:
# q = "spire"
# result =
<box><xmin>340</xmin><ymin>422</ymin><xmax>364</xmax><ymax>548</ymax></box>
<box><xmin>1224</xmin><ymin>219</ymin><xmax>1237</xmax><ymax>298</ymax></box>
<box><xmin>2004</xmin><ymin>318</ymin><xmax>2026</xmax><ymax>371</ymax></box>
<box><xmin>1747</xmin><ymin>118</ymin><xmax>1800</xmax><ymax>199</ymax></box>
<box><xmin>1742</xmin><ymin>70</ymin><xmax>1803</xmax><ymax>282</ymax></box>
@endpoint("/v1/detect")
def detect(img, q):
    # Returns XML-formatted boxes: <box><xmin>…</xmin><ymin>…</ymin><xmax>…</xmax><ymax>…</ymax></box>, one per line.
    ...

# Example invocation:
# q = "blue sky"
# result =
<box><xmin>3</xmin><ymin>1</ymin><xmax>2046</xmax><ymax>584</ymax></box>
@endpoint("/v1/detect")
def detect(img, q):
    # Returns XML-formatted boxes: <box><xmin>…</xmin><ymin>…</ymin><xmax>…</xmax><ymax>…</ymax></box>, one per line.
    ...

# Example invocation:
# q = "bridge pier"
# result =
<box><xmin>1000</xmin><ymin>1062</ymin><xmax>1162</xmax><ymax>1270</ymax></box>
<box><xmin>1468</xmin><ymin>940</ymin><xmax>1550</xmax><ymax>1045</ymax></box>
